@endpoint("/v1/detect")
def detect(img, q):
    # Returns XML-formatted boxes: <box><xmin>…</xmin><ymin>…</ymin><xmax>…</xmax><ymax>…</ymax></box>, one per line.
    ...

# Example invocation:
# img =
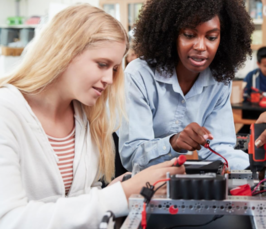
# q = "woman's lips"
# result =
<box><xmin>92</xmin><ymin>87</ymin><xmax>103</xmax><ymax>96</ymax></box>
<box><xmin>188</xmin><ymin>56</ymin><xmax>207</xmax><ymax>67</ymax></box>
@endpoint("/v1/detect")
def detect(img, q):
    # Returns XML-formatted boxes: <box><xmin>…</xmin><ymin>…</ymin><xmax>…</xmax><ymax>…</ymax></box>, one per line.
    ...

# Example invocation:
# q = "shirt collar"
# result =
<box><xmin>154</xmin><ymin>67</ymin><xmax>217</xmax><ymax>98</ymax></box>
<box><xmin>154</xmin><ymin>67</ymin><xmax>174</xmax><ymax>84</ymax></box>
<box><xmin>195</xmin><ymin>68</ymin><xmax>217</xmax><ymax>87</ymax></box>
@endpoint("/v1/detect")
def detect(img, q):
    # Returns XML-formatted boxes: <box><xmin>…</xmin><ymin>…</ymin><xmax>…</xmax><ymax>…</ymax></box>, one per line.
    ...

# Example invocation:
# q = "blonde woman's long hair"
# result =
<box><xmin>0</xmin><ymin>4</ymin><xmax>129</xmax><ymax>182</ymax></box>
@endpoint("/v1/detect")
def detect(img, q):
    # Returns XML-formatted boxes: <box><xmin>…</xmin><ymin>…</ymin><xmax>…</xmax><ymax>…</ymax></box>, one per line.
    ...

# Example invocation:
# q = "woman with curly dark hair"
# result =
<box><xmin>119</xmin><ymin>0</ymin><xmax>254</xmax><ymax>171</ymax></box>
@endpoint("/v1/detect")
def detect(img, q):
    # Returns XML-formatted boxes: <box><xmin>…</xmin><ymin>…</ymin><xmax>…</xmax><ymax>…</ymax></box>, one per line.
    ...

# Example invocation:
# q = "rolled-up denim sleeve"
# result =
<box><xmin>119</xmin><ymin>73</ymin><xmax>182</xmax><ymax>171</ymax></box>
<box><xmin>198</xmin><ymin>82</ymin><xmax>249</xmax><ymax>170</ymax></box>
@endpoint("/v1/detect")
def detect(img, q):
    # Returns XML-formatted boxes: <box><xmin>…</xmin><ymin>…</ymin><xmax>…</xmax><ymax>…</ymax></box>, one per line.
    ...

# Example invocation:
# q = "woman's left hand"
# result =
<box><xmin>108</xmin><ymin>172</ymin><xmax>132</xmax><ymax>186</ymax></box>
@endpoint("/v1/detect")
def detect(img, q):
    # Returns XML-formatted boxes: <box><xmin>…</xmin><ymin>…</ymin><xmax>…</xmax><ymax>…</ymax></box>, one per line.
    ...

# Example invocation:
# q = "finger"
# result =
<box><xmin>255</xmin><ymin>129</ymin><xmax>266</xmax><ymax>147</ymax></box>
<box><xmin>256</xmin><ymin>113</ymin><xmax>266</xmax><ymax>123</ymax></box>
<box><xmin>150</xmin><ymin>157</ymin><xmax>179</xmax><ymax>169</ymax></box>
<box><xmin>182</xmin><ymin>129</ymin><xmax>204</xmax><ymax>148</ymax></box>
<box><xmin>158</xmin><ymin>165</ymin><xmax>186</xmax><ymax>176</ymax></box>
<box><xmin>175</xmin><ymin>132</ymin><xmax>198</xmax><ymax>151</ymax></box>
<box><xmin>171</xmin><ymin>136</ymin><xmax>196</xmax><ymax>152</ymax></box>
<box><xmin>150</xmin><ymin>158</ymin><xmax>186</xmax><ymax>171</ymax></box>
<box><xmin>190</xmin><ymin>124</ymin><xmax>210</xmax><ymax>141</ymax></box>
<box><xmin>202</xmin><ymin>127</ymin><xmax>213</xmax><ymax>140</ymax></box>
<box><xmin>175</xmin><ymin>140</ymin><xmax>195</xmax><ymax>151</ymax></box>
<box><xmin>171</xmin><ymin>165</ymin><xmax>186</xmax><ymax>175</ymax></box>
<box><xmin>255</xmin><ymin>119</ymin><xmax>266</xmax><ymax>124</ymax></box>
<box><xmin>180</xmin><ymin>133</ymin><xmax>201</xmax><ymax>150</ymax></box>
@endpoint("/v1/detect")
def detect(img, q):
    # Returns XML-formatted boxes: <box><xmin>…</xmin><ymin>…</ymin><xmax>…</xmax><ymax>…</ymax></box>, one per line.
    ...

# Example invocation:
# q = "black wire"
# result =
<box><xmin>252</xmin><ymin>190</ymin><xmax>266</xmax><ymax>196</ymax></box>
<box><xmin>146</xmin><ymin>182</ymin><xmax>153</xmax><ymax>189</ymax></box>
<box><xmin>154</xmin><ymin>182</ymin><xmax>166</xmax><ymax>193</ymax></box>
<box><xmin>251</xmin><ymin>184</ymin><xmax>257</xmax><ymax>190</ymax></box>
<box><xmin>163</xmin><ymin>215</ymin><xmax>224</xmax><ymax>229</ymax></box>
<box><xmin>250</xmin><ymin>182</ymin><xmax>266</xmax><ymax>191</ymax></box>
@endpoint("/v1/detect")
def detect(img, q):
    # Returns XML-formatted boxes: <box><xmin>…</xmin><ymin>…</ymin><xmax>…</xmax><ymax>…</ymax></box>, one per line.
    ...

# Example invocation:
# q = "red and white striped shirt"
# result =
<box><xmin>47</xmin><ymin>128</ymin><xmax>75</xmax><ymax>195</ymax></box>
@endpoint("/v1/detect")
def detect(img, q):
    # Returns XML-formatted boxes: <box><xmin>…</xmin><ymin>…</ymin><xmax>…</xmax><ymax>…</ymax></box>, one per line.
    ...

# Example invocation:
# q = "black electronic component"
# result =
<box><xmin>235</xmin><ymin>135</ymin><xmax>248</xmax><ymax>153</ymax></box>
<box><xmin>185</xmin><ymin>160</ymin><xmax>226</xmax><ymax>175</ymax></box>
<box><xmin>122</xmin><ymin>174</ymin><xmax>132</xmax><ymax>182</ymax></box>
<box><xmin>99</xmin><ymin>211</ymin><xmax>116</xmax><ymax>229</ymax></box>
<box><xmin>169</xmin><ymin>175</ymin><xmax>226</xmax><ymax>200</ymax></box>
<box><xmin>140</xmin><ymin>187</ymin><xmax>155</xmax><ymax>203</ymax></box>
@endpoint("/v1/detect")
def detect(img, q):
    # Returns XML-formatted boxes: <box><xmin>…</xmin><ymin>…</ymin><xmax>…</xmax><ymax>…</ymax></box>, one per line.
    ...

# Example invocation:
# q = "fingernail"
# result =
<box><xmin>209</xmin><ymin>134</ymin><xmax>214</xmax><ymax>139</ymax></box>
<box><xmin>171</xmin><ymin>157</ymin><xmax>177</xmax><ymax>162</ymax></box>
<box><xmin>203</xmin><ymin>134</ymin><xmax>208</xmax><ymax>140</ymax></box>
<box><xmin>255</xmin><ymin>140</ymin><xmax>262</xmax><ymax>147</ymax></box>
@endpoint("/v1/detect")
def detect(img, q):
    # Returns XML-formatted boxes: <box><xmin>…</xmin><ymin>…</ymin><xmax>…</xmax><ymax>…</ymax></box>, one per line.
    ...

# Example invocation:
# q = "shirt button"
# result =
<box><xmin>163</xmin><ymin>146</ymin><xmax>167</xmax><ymax>150</ymax></box>
<box><xmin>168</xmin><ymin>153</ymin><xmax>172</xmax><ymax>157</ymax></box>
<box><xmin>175</xmin><ymin>120</ymin><xmax>179</xmax><ymax>124</ymax></box>
<box><xmin>182</xmin><ymin>100</ymin><xmax>185</xmax><ymax>104</ymax></box>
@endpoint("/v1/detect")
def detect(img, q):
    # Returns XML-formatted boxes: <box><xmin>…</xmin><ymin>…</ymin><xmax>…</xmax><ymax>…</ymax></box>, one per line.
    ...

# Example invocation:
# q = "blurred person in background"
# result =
<box><xmin>243</xmin><ymin>47</ymin><xmax>266</xmax><ymax>102</ymax></box>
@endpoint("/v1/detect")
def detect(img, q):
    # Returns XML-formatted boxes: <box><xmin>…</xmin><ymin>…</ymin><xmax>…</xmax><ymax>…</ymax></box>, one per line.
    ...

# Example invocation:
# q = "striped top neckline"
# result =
<box><xmin>47</xmin><ymin>128</ymin><xmax>76</xmax><ymax>195</ymax></box>
<box><xmin>46</xmin><ymin>128</ymin><xmax>76</xmax><ymax>141</ymax></box>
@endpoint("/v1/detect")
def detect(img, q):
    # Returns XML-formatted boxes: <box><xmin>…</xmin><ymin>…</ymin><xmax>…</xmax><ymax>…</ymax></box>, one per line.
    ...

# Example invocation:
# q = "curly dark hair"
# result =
<box><xmin>134</xmin><ymin>0</ymin><xmax>254</xmax><ymax>83</ymax></box>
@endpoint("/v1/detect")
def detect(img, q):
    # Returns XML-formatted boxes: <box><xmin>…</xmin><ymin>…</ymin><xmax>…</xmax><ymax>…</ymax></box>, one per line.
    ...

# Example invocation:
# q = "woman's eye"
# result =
<box><xmin>113</xmin><ymin>67</ymin><xmax>118</xmax><ymax>72</ymax></box>
<box><xmin>98</xmin><ymin>63</ymin><xmax>108</xmax><ymax>68</ymax></box>
<box><xmin>207</xmin><ymin>36</ymin><xmax>218</xmax><ymax>41</ymax></box>
<box><xmin>184</xmin><ymin>33</ymin><xmax>194</xmax><ymax>39</ymax></box>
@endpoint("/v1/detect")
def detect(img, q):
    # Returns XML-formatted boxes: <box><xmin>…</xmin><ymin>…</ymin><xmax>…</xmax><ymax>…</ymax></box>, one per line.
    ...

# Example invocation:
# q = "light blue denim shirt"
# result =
<box><xmin>119</xmin><ymin>58</ymin><xmax>249</xmax><ymax>171</ymax></box>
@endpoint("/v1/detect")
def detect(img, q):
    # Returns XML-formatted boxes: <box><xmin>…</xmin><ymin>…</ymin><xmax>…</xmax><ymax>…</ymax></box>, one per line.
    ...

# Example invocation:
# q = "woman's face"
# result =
<box><xmin>61</xmin><ymin>41</ymin><xmax>126</xmax><ymax>106</ymax></box>
<box><xmin>177</xmin><ymin>15</ymin><xmax>221</xmax><ymax>75</ymax></box>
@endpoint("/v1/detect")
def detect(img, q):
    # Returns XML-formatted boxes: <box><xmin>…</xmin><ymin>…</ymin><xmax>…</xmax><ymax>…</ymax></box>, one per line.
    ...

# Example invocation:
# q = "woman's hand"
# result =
<box><xmin>255</xmin><ymin>112</ymin><xmax>266</xmax><ymax>147</ymax></box>
<box><xmin>108</xmin><ymin>172</ymin><xmax>132</xmax><ymax>186</ymax></box>
<box><xmin>170</xmin><ymin>122</ymin><xmax>213</xmax><ymax>152</ymax></box>
<box><xmin>121</xmin><ymin>158</ymin><xmax>185</xmax><ymax>200</ymax></box>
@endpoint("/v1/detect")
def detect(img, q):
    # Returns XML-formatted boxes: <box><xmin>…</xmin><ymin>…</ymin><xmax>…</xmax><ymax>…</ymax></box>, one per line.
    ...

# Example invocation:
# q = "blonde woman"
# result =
<box><xmin>0</xmin><ymin>4</ymin><xmax>184</xmax><ymax>229</ymax></box>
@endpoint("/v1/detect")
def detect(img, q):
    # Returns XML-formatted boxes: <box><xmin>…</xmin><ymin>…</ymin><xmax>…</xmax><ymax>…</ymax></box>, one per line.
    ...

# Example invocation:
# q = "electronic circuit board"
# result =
<box><xmin>121</xmin><ymin>171</ymin><xmax>266</xmax><ymax>229</ymax></box>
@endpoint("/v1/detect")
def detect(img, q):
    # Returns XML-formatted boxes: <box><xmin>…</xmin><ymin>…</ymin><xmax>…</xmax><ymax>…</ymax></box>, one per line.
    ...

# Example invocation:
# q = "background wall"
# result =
<box><xmin>0</xmin><ymin>0</ymin><xmax>100</xmax><ymax>77</ymax></box>
<box><xmin>26</xmin><ymin>0</ymin><xmax>99</xmax><ymax>18</ymax></box>
<box><xmin>0</xmin><ymin>0</ymin><xmax>99</xmax><ymax>25</ymax></box>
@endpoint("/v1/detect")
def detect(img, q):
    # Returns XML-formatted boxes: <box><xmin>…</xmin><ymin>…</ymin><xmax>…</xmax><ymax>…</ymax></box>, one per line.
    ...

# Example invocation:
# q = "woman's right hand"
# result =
<box><xmin>170</xmin><ymin>122</ymin><xmax>213</xmax><ymax>152</ymax></box>
<box><xmin>121</xmin><ymin>158</ymin><xmax>185</xmax><ymax>200</ymax></box>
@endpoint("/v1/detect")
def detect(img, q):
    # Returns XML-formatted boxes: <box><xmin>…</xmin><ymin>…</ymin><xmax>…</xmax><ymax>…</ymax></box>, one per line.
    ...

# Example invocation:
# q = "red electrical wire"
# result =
<box><xmin>141</xmin><ymin>203</ymin><xmax>147</xmax><ymax>229</ymax></box>
<box><xmin>153</xmin><ymin>178</ymin><xmax>170</xmax><ymax>187</ymax></box>
<box><xmin>141</xmin><ymin>179</ymin><xmax>171</xmax><ymax>229</ymax></box>
<box><xmin>204</xmin><ymin>142</ymin><xmax>229</xmax><ymax>168</ymax></box>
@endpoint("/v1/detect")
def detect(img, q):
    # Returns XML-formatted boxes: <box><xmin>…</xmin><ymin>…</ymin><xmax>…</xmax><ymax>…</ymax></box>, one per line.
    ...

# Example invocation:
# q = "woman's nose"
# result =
<box><xmin>193</xmin><ymin>37</ymin><xmax>206</xmax><ymax>52</ymax></box>
<box><xmin>102</xmin><ymin>69</ymin><xmax>113</xmax><ymax>85</ymax></box>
